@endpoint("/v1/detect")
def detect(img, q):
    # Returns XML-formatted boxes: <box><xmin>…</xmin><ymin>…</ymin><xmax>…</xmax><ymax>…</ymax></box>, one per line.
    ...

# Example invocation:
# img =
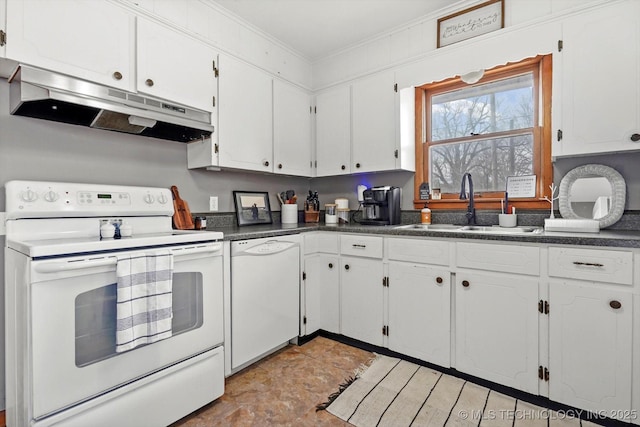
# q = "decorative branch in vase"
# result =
<box><xmin>543</xmin><ymin>183</ymin><xmax>559</xmax><ymax>219</ymax></box>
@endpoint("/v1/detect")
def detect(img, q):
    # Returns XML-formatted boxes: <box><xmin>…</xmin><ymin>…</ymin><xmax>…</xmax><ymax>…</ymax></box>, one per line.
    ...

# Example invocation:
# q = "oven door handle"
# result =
<box><xmin>34</xmin><ymin>257</ymin><xmax>118</xmax><ymax>273</ymax></box>
<box><xmin>34</xmin><ymin>243</ymin><xmax>223</xmax><ymax>273</ymax></box>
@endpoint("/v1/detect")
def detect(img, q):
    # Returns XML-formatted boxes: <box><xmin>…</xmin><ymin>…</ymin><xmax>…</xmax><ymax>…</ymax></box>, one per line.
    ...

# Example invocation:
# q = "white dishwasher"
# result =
<box><xmin>230</xmin><ymin>235</ymin><xmax>301</xmax><ymax>370</ymax></box>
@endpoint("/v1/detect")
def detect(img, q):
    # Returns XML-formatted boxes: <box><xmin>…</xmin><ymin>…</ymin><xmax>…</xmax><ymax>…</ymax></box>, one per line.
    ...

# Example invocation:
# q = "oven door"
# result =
<box><xmin>28</xmin><ymin>242</ymin><xmax>223</xmax><ymax>420</ymax></box>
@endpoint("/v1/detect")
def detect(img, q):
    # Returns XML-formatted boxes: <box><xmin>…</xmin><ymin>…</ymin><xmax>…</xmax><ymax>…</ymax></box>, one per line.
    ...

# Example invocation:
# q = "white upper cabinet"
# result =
<box><xmin>315</xmin><ymin>86</ymin><xmax>351</xmax><ymax>176</ymax></box>
<box><xmin>217</xmin><ymin>54</ymin><xmax>273</xmax><ymax>173</ymax></box>
<box><xmin>136</xmin><ymin>17</ymin><xmax>217</xmax><ymax>113</ymax></box>
<box><xmin>351</xmin><ymin>70</ymin><xmax>397</xmax><ymax>173</ymax></box>
<box><xmin>5</xmin><ymin>0</ymin><xmax>134</xmax><ymax>91</ymax></box>
<box><xmin>553</xmin><ymin>0</ymin><xmax>640</xmax><ymax>157</ymax></box>
<box><xmin>315</xmin><ymin>71</ymin><xmax>414</xmax><ymax>177</ymax></box>
<box><xmin>273</xmin><ymin>80</ymin><xmax>312</xmax><ymax>177</ymax></box>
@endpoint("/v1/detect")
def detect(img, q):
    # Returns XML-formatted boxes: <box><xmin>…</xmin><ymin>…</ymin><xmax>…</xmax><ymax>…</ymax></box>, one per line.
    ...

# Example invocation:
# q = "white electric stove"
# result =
<box><xmin>4</xmin><ymin>180</ymin><xmax>225</xmax><ymax>427</ymax></box>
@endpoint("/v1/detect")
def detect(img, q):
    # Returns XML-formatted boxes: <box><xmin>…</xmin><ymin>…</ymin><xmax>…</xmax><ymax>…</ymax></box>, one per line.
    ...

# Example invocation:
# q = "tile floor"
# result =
<box><xmin>171</xmin><ymin>336</ymin><xmax>373</xmax><ymax>426</ymax></box>
<box><xmin>171</xmin><ymin>337</ymin><xmax>607</xmax><ymax>427</ymax></box>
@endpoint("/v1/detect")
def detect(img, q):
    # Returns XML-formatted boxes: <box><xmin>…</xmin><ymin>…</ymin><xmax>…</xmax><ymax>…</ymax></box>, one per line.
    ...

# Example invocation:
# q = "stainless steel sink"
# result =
<box><xmin>393</xmin><ymin>224</ymin><xmax>461</xmax><ymax>231</ymax></box>
<box><xmin>458</xmin><ymin>225</ymin><xmax>543</xmax><ymax>234</ymax></box>
<box><xmin>393</xmin><ymin>224</ymin><xmax>543</xmax><ymax>235</ymax></box>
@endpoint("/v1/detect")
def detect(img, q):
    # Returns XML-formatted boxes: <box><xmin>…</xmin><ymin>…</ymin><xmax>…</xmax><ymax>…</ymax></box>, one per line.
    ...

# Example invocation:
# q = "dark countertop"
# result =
<box><xmin>211</xmin><ymin>222</ymin><xmax>640</xmax><ymax>249</ymax></box>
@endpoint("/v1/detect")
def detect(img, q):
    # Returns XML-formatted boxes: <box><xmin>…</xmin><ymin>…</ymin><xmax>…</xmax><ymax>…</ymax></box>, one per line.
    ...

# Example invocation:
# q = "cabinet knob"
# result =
<box><xmin>355</xmin><ymin>163</ymin><xmax>361</xmax><ymax>168</ymax></box>
<box><xmin>145</xmin><ymin>78</ymin><xmax>154</xmax><ymax>87</ymax></box>
<box><xmin>609</xmin><ymin>300</ymin><xmax>622</xmax><ymax>309</ymax></box>
<box><xmin>112</xmin><ymin>71</ymin><xmax>123</xmax><ymax>80</ymax></box>
<box><xmin>344</xmin><ymin>264</ymin><xmax>350</xmax><ymax>270</ymax></box>
<box><xmin>462</xmin><ymin>280</ymin><xmax>470</xmax><ymax>287</ymax></box>
<box><xmin>631</xmin><ymin>133</ymin><xmax>640</xmax><ymax>142</ymax></box>
<box><xmin>436</xmin><ymin>277</ymin><xmax>443</xmax><ymax>284</ymax></box>
<box><xmin>263</xmin><ymin>160</ymin><xmax>270</xmax><ymax>167</ymax></box>
<box><xmin>328</xmin><ymin>263</ymin><xmax>333</xmax><ymax>269</ymax></box>
<box><xmin>341</xmin><ymin>165</ymin><xmax>346</xmax><ymax>170</ymax></box>
<box><xmin>278</xmin><ymin>163</ymin><xmax>283</xmax><ymax>169</ymax></box>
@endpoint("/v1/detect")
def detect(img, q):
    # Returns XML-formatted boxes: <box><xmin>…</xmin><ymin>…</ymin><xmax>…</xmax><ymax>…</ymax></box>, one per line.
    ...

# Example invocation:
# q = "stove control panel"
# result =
<box><xmin>5</xmin><ymin>180</ymin><xmax>174</xmax><ymax>218</ymax></box>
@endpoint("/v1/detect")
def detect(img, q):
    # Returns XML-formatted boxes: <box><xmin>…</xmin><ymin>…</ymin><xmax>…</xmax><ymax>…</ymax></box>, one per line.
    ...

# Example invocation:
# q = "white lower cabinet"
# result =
<box><xmin>340</xmin><ymin>256</ymin><xmax>384</xmax><ymax>346</ymax></box>
<box><xmin>455</xmin><ymin>269</ymin><xmax>540</xmax><ymax>394</ymax></box>
<box><xmin>548</xmin><ymin>280</ymin><xmax>633</xmax><ymax>420</ymax></box>
<box><xmin>302</xmin><ymin>232</ymin><xmax>340</xmax><ymax>336</ymax></box>
<box><xmin>303</xmin><ymin>254</ymin><xmax>340</xmax><ymax>335</ymax></box>
<box><xmin>387</xmin><ymin>261</ymin><xmax>450</xmax><ymax>367</ymax></box>
<box><xmin>299</xmin><ymin>234</ymin><xmax>638</xmax><ymax>424</ymax></box>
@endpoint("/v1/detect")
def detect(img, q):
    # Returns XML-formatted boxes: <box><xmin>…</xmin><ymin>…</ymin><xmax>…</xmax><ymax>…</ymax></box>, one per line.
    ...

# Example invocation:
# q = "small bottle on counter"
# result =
<box><xmin>194</xmin><ymin>216</ymin><xmax>207</xmax><ymax>230</ymax></box>
<box><xmin>421</xmin><ymin>207</ymin><xmax>432</xmax><ymax>224</ymax></box>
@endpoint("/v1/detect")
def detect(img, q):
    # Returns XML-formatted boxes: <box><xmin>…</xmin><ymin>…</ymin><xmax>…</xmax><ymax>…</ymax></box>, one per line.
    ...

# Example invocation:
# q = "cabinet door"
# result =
<box><xmin>5</xmin><ymin>0</ymin><xmax>134</xmax><ymax>91</ymax></box>
<box><xmin>218</xmin><ymin>55</ymin><xmax>273</xmax><ymax>172</ymax></box>
<box><xmin>0</xmin><ymin>0</ymin><xmax>6</xmax><ymax>59</ymax></box>
<box><xmin>388</xmin><ymin>261</ymin><xmax>450</xmax><ymax>367</ymax></box>
<box><xmin>352</xmin><ymin>71</ymin><xmax>397</xmax><ymax>173</ymax></box>
<box><xmin>273</xmin><ymin>80</ymin><xmax>312</xmax><ymax>177</ymax></box>
<box><xmin>340</xmin><ymin>257</ymin><xmax>383</xmax><ymax>346</ymax></box>
<box><xmin>136</xmin><ymin>17</ymin><xmax>217</xmax><ymax>113</ymax></box>
<box><xmin>303</xmin><ymin>254</ymin><xmax>340</xmax><ymax>335</ymax></box>
<box><xmin>549</xmin><ymin>281</ymin><xmax>632</xmax><ymax>417</ymax></box>
<box><xmin>455</xmin><ymin>269</ymin><xmax>539</xmax><ymax>394</ymax></box>
<box><xmin>553</xmin><ymin>0</ymin><xmax>640</xmax><ymax>157</ymax></box>
<box><xmin>315</xmin><ymin>86</ymin><xmax>351</xmax><ymax>176</ymax></box>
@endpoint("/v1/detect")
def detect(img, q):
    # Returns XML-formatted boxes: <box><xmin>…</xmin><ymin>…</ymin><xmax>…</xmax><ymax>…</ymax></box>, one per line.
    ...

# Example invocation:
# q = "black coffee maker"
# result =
<box><xmin>360</xmin><ymin>186</ymin><xmax>401</xmax><ymax>226</ymax></box>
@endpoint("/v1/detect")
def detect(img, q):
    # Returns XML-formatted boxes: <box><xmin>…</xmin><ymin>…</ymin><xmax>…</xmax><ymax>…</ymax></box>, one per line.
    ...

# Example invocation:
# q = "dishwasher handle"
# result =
<box><xmin>234</xmin><ymin>240</ymin><xmax>299</xmax><ymax>256</ymax></box>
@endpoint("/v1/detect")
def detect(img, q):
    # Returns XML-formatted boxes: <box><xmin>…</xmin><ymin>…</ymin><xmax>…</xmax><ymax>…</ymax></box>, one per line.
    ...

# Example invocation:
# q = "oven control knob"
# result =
<box><xmin>21</xmin><ymin>189</ymin><xmax>38</xmax><ymax>202</ymax></box>
<box><xmin>157</xmin><ymin>194</ymin><xmax>168</xmax><ymax>204</ymax></box>
<box><xmin>143</xmin><ymin>194</ymin><xmax>155</xmax><ymax>204</ymax></box>
<box><xmin>43</xmin><ymin>190</ymin><xmax>59</xmax><ymax>202</ymax></box>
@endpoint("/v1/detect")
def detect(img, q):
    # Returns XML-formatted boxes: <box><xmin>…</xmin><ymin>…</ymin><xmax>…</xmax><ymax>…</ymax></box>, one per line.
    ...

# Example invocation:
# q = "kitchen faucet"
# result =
<box><xmin>459</xmin><ymin>173</ymin><xmax>476</xmax><ymax>225</ymax></box>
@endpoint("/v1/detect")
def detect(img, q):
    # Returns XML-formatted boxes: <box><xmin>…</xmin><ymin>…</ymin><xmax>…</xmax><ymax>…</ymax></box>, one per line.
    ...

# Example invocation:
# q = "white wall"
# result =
<box><xmin>311</xmin><ymin>0</ymin><xmax>603</xmax><ymax>89</ymax></box>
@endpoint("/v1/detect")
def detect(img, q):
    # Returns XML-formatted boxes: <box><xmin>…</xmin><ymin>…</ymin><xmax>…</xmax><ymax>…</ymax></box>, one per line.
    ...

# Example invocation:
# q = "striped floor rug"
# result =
<box><xmin>322</xmin><ymin>355</ymin><xmax>595</xmax><ymax>427</ymax></box>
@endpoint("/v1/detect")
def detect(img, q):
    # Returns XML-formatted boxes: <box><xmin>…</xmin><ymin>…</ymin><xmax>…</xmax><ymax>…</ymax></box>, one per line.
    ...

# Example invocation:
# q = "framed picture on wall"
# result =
<box><xmin>437</xmin><ymin>0</ymin><xmax>504</xmax><ymax>48</ymax></box>
<box><xmin>232</xmin><ymin>191</ymin><xmax>273</xmax><ymax>226</ymax></box>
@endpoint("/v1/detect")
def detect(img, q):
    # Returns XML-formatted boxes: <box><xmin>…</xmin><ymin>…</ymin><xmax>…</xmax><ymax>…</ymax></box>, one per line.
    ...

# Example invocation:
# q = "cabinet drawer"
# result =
<box><xmin>340</xmin><ymin>235</ymin><xmax>383</xmax><ymax>258</ymax></box>
<box><xmin>304</xmin><ymin>232</ymin><xmax>339</xmax><ymax>255</ymax></box>
<box><xmin>456</xmin><ymin>242</ymin><xmax>539</xmax><ymax>276</ymax></box>
<box><xmin>548</xmin><ymin>247</ymin><xmax>632</xmax><ymax>285</ymax></box>
<box><xmin>387</xmin><ymin>238</ymin><xmax>450</xmax><ymax>266</ymax></box>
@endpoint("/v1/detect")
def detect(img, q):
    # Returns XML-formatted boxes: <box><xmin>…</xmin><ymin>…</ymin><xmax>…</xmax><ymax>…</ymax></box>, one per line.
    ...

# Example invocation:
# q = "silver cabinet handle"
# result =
<box><xmin>572</xmin><ymin>261</ymin><xmax>604</xmax><ymax>267</ymax></box>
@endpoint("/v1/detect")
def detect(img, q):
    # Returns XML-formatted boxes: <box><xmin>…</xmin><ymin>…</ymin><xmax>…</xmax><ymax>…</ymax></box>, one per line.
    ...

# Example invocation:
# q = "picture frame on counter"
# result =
<box><xmin>233</xmin><ymin>191</ymin><xmax>273</xmax><ymax>226</ymax></box>
<box><xmin>437</xmin><ymin>0</ymin><xmax>504</xmax><ymax>48</ymax></box>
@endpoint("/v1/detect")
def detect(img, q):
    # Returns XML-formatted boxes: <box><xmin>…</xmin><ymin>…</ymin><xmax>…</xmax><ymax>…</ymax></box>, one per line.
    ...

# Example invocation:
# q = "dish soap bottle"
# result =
<box><xmin>421</xmin><ymin>206</ymin><xmax>431</xmax><ymax>224</ymax></box>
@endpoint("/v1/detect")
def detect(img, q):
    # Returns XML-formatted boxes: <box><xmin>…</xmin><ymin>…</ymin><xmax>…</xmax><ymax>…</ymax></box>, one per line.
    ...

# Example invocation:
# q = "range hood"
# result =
<box><xmin>8</xmin><ymin>65</ymin><xmax>214</xmax><ymax>143</ymax></box>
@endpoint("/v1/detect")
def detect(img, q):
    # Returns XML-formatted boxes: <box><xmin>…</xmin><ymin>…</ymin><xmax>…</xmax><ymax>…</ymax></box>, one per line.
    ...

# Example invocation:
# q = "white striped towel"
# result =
<box><xmin>115</xmin><ymin>251</ymin><xmax>174</xmax><ymax>353</ymax></box>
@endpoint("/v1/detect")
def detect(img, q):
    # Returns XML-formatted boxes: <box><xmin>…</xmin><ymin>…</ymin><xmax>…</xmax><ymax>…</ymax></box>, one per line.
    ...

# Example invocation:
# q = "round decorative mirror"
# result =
<box><xmin>558</xmin><ymin>164</ymin><xmax>626</xmax><ymax>228</ymax></box>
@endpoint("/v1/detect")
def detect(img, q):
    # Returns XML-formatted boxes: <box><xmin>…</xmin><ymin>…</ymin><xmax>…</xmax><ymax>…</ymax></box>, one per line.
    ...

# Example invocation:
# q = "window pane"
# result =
<box><xmin>429</xmin><ymin>134</ymin><xmax>533</xmax><ymax>193</ymax></box>
<box><xmin>431</xmin><ymin>74</ymin><xmax>534</xmax><ymax>141</ymax></box>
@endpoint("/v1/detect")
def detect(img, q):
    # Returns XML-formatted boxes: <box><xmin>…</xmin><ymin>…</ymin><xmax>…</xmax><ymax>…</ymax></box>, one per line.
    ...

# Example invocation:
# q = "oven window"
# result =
<box><xmin>75</xmin><ymin>272</ymin><xmax>204</xmax><ymax>367</ymax></box>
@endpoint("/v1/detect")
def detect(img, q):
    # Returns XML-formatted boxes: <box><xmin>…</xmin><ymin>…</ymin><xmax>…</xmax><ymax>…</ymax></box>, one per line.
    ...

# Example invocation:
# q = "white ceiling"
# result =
<box><xmin>210</xmin><ymin>0</ymin><xmax>453</xmax><ymax>61</ymax></box>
